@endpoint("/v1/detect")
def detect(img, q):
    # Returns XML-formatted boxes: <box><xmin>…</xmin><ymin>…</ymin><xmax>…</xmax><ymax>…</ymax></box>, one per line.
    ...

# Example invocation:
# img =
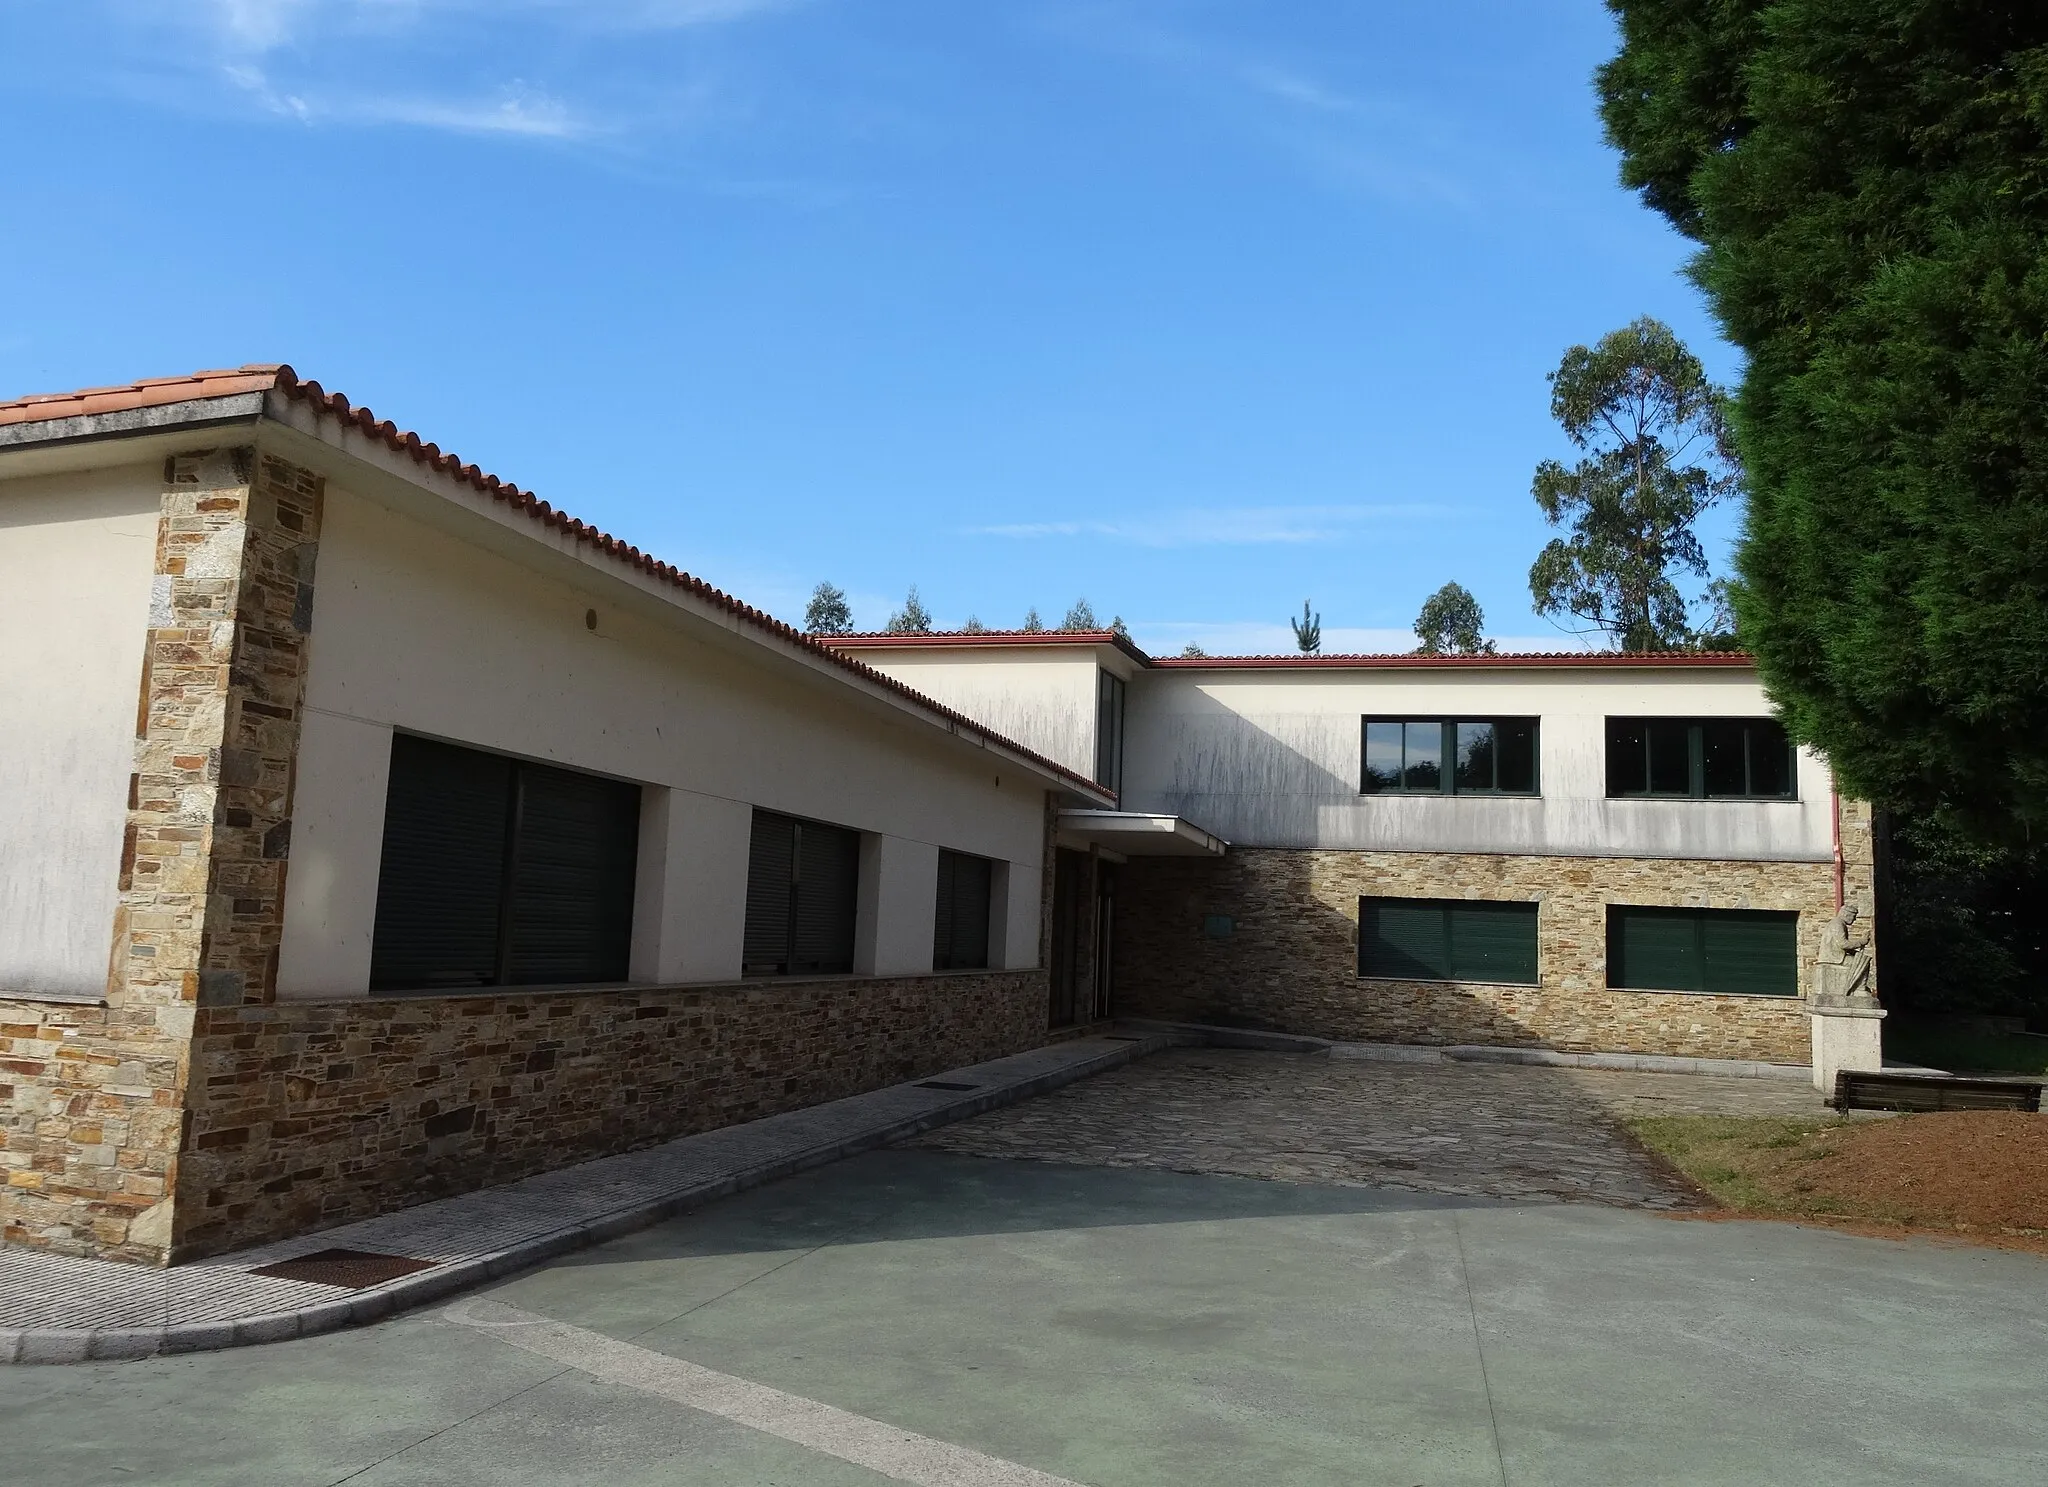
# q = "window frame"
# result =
<box><xmin>1604</xmin><ymin>717</ymin><xmax>1799</xmax><ymax>802</ymax></box>
<box><xmin>1360</xmin><ymin>716</ymin><xmax>1541</xmax><ymax>797</ymax></box>
<box><xmin>1095</xmin><ymin>670</ymin><xmax>1126</xmax><ymax>796</ymax></box>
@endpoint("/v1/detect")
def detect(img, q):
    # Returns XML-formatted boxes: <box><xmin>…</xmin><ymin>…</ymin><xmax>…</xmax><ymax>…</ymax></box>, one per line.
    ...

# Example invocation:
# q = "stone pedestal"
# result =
<box><xmin>1810</xmin><ymin>995</ymin><xmax>1886</xmax><ymax>1095</ymax></box>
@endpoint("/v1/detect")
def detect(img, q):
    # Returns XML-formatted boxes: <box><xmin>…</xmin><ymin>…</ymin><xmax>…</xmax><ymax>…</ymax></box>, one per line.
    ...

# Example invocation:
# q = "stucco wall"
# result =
<box><xmin>0</xmin><ymin>464</ymin><xmax>160</xmax><ymax>996</ymax></box>
<box><xmin>277</xmin><ymin>483</ymin><xmax>1050</xmax><ymax>997</ymax></box>
<box><xmin>1114</xmin><ymin>847</ymin><xmax>1828</xmax><ymax>1061</ymax></box>
<box><xmin>1123</xmin><ymin>668</ymin><xmax>1833</xmax><ymax>860</ymax></box>
<box><xmin>845</xmin><ymin>650</ymin><xmax>1104</xmax><ymax>782</ymax></box>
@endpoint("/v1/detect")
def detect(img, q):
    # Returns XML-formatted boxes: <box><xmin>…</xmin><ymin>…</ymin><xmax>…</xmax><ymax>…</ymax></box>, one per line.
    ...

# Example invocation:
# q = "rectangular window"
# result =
<box><xmin>1095</xmin><ymin>671</ymin><xmax>1126</xmax><ymax>795</ymax></box>
<box><xmin>933</xmin><ymin>849</ymin><xmax>994</xmax><ymax>970</ymax></box>
<box><xmin>1358</xmin><ymin>896</ymin><xmax>1539</xmax><ymax>984</ymax></box>
<box><xmin>742</xmin><ymin>810</ymin><xmax>861</xmax><ymax>976</ymax></box>
<box><xmin>1605</xmin><ymin>718</ymin><xmax>1797</xmax><ymax>800</ymax></box>
<box><xmin>1361</xmin><ymin>719</ymin><xmax>1539</xmax><ymax>795</ymax></box>
<box><xmin>1607</xmin><ymin>905</ymin><xmax>1799</xmax><ymax>996</ymax></box>
<box><xmin>369</xmin><ymin>734</ymin><xmax>640</xmax><ymax>991</ymax></box>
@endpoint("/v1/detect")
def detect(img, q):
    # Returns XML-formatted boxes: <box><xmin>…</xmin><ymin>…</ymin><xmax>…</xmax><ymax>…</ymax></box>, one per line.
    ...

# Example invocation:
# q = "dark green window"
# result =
<box><xmin>1358</xmin><ymin>897</ymin><xmax>1539</xmax><ymax>984</ymax></box>
<box><xmin>1607</xmin><ymin>906</ymin><xmax>1798</xmax><ymax>996</ymax></box>
<box><xmin>1362</xmin><ymin>718</ymin><xmax>1538</xmax><ymax>795</ymax></box>
<box><xmin>743</xmin><ymin>810</ymin><xmax>861</xmax><ymax>977</ymax></box>
<box><xmin>369</xmin><ymin>734</ymin><xmax>641</xmax><ymax>991</ymax></box>
<box><xmin>1606</xmin><ymin>718</ymin><xmax>1796</xmax><ymax>800</ymax></box>
<box><xmin>933</xmin><ymin>850</ymin><xmax>993</xmax><ymax>971</ymax></box>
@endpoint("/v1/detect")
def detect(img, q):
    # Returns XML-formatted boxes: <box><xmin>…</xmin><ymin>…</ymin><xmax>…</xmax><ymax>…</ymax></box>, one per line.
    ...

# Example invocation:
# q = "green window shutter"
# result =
<box><xmin>743</xmin><ymin>811</ymin><xmax>797</xmax><ymax>975</ymax></box>
<box><xmin>503</xmin><ymin>762</ymin><xmax>641</xmax><ymax>987</ymax></box>
<box><xmin>1360</xmin><ymin>898</ymin><xmax>1450</xmax><ymax>979</ymax></box>
<box><xmin>1447</xmin><ymin>902</ymin><xmax>1538</xmax><ymax>985</ymax></box>
<box><xmin>792</xmin><ymin>821</ymin><xmax>861</xmax><ymax>975</ymax></box>
<box><xmin>1610</xmin><ymin>906</ymin><xmax>1798</xmax><ymax>995</ymax></box>
<box><xmin>1700</xmin><ymin>910</ymin><xmax>1798</xmax><ymax>996</ymax></box>
<box><xmin>370</xmin><ymin>735</ymin><xmax>514</xmax><ymax>991</ymax></box>
<box><xmin>1608</xmin><ymin>906</ymin><xmax>1703</xmax><ymax>992</ymax></box>
<box><xmin>934</xmin><ymin>849</ymin><xmax>993</xmax><ymax>970</ymax></box>
<box><xmin>1362</xmin><ymin>898</ymin><xmax>1537</xmax><ymax>983</ymax></box>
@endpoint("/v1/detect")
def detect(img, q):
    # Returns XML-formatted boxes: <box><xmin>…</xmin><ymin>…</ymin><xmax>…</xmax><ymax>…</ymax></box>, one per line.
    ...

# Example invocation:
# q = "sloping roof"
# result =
<box><xmin>0</xmin><ymin>364</ymin><xmax>1114</xmax><ymax>801</ymax></box>
<box><xmin>1150</xmin><ymin>651</ymin><xmax>1755</xmax><ymax>669</ymax></box>
<box><xmin>0</xmin><ymin>366</ymin><xmax>283</xmax><ymax>425</ymax></box>
<box><xmin>829</xmin><ymin>627</ymin><xmax>1754</xmax><ymax>670</ymax></box>
<box><xmin>830</xmin><ymin>629</ymin><xmax>1154</xmax><ymax>665</ymax></box>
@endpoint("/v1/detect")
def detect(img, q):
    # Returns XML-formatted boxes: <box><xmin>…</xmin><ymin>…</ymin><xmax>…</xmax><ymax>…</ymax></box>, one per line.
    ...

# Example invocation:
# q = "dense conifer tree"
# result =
<box><xmin>1598</xmin><ymin>1</ymin><xmax>2048</xmax><ymax>836</ymax></box>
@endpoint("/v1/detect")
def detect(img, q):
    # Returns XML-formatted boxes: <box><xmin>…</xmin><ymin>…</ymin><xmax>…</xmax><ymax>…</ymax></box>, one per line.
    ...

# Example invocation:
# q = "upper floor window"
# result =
<box><xmin>1362</xmin><ymin>718</ymin><xmax>1538</xmax><ymax>795</ymax></box>
<box><xmin>1095</xmin><ymin>671</ymin><xmax>1126</xmax><ymax>795</ymax></box>
<box><xmin>1605</xmin><ymin>717</ymin><xmax>1796</xmax><ymax>800</ymax></box>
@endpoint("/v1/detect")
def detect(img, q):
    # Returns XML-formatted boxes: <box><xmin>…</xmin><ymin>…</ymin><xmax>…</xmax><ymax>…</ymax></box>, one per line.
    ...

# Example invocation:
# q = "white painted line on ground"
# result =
<box><xmin>446</xmin><ymin>1298</ymin><xmax>1086</xmax><ymax>1487</ymax></box>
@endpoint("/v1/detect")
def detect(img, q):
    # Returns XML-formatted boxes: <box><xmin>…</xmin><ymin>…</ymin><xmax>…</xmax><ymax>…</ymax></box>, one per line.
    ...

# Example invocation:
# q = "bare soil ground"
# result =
<box><xmin>1629</xmin><ymin>1110</ymin><xmax>2048</xmax><ymax>1253</ymax></box>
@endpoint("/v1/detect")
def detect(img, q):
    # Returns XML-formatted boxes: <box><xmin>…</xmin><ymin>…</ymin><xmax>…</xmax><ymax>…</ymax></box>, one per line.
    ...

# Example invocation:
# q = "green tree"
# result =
<box><xmin>1289</xmin><ymin>600</ymin><xmax>1322</xmax><ymax>653</ymax></box>
<box><xmin>1414</xmin><ymin>582</ymin><xmax>1497</xmax><ymax>655</ymax></box>
<box><xmin>1597</xmin><ymin>1</ymin><xmax>2048</xmax><ymax>835</ymax></box>
<box><xmin>1061</xmin><ymin>598</ymin><xmax>1097</xmax><ymax>631</ymax></box>
<box><xmin>1528</xmin><ymin>318</ymin><xmax>1739</xmax><ymax>652</ymax></box>
<box><xmin>1180</xmin><ymin>643</ymin><xmax>1208</xmax><ymax>658</ymax></box>
<box><xmin>1021</xmin><ymin>606</ymin><xmax>1045</xmax><ymax>633</ymax></box>
<box><xmin>804</xmin><ymin>581</ymin><xmax>854</xmax><ymax>635</ymax></box>
<box><xmin>961</xmin><ymin>615</ymin><xmax>988</xmax><ymax>634</ymax></box>
<box><xmin>1108</xmin><ymin>615</ymin><xmax>1132</xmax><ymax>640</ymax></box>
<box><xmin>884</xmin><ymin>585</ymin><xmax>932</xmax><ymax>635</ymax></box>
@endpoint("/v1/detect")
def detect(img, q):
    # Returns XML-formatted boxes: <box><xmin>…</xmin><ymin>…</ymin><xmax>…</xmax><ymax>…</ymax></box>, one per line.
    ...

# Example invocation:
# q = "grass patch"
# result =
<box><xmin>1628</xmin><ymin>1111</ymin><xmax>2048</xmax><ymax>1250</ymax></box>
<box><xmin>1883</xmin><ymin>1024</ymin><xmax>2048</xmax><ymax>1076</ymax></box>
<box><xmin>1629</xmin><ymin>1116</ymin><xmax>1854</xmax><ymax>1217</ymax></box>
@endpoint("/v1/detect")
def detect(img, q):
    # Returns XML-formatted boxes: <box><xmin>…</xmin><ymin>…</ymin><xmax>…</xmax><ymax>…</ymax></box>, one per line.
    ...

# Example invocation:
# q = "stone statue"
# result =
<box><xmin>1814</xmin><ymin>903</ymin><xmax>1874</xmax><ymax>1001</ymax></box>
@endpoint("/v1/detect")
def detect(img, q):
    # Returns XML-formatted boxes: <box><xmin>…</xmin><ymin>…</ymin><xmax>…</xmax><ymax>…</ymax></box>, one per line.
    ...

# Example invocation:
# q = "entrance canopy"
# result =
<box><xmin>1056</xmin><ymin>810</ymin><xmax>1226</xmax><ymax>858</ymax></box>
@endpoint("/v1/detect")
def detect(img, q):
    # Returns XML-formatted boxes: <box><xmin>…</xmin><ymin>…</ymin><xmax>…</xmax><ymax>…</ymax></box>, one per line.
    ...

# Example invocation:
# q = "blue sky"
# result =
<box><xmin>0</xmin><ymin>0</ymin><xmax>1739</xmax><ymax>654</ymax></box>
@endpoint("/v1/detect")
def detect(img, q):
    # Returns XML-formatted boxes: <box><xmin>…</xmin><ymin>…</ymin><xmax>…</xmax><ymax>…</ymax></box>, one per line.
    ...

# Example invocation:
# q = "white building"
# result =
<box><xmin>0</xmin><ymin>366</ymin><xmax>1875</xmax><ymax>1266</ymax></box>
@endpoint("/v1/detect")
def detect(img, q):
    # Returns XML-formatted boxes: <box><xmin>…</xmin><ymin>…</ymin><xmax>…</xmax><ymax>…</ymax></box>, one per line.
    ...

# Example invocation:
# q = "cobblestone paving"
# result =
<box><xmin>911</xmin><ymin>1049</ymin><xmax>1838</xmax><ymax>1209</ymax></box>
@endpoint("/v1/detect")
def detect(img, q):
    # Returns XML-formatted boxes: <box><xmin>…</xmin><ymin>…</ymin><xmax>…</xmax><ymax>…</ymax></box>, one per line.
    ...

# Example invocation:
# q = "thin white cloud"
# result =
<box><xmin>1037</xmin><ymin>9</ymin><xmax>1477</xmax><ymax>212</ymax></box>
<box><xmin>202</xmin><ymin>0</ymin><xmax>795</xmax><ymax>52</ymax></box>
<box><xmin>969</xmin><ymin>503</ymin><xmax>1438</xmax><ymax>549</ymax></box>
<box><xmin>358</xmin><ymin>84</ymin><xmax>592</xmax><ymax>138</ymax></box>
<box><xmin>209</xmin><ymin>0</ymin><xmax>319</xmax><ymax>51</ymax></box>
<box><xmin>1239</xmin><ymin>64</ymin><xmax>1361</xmax><ymax>116</ymax></box>
<box><xmin>225</xmin><ymin>64</ymin><xmax>593</xmax><ymax>137</ymax></box>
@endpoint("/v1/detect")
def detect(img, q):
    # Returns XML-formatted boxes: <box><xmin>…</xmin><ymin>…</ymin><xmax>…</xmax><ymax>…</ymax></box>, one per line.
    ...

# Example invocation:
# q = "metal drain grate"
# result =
<box><xmin>914</xmin><ymin>1080</ymin><xmax>980</xmax><ymax>1091</ymax></box>
<box><xmin>247</xmin><ymin>1248</ymin><xmax>437</xmax><ymax>1289</ymax></box>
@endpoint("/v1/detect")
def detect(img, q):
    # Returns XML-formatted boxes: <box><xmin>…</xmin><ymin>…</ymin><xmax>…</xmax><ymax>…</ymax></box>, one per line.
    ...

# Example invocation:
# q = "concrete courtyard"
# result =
<box><xmin>1</xmin><ymin>1052</ymin><xmax>2042</xmax><ymax>1485</ymax></box>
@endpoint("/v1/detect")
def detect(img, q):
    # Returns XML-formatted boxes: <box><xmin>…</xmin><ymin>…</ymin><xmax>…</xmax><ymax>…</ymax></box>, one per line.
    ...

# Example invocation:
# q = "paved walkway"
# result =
<box><xmin>914</xmin><ymin>1047</ymin><xmax>1837</xmax><ymax>1207</ymax></box>
<box><xmin>4</xmin><ymin>1147</ymin><xmax>2042</xmax><ymax>1485</ymax></box>
<box><xmin>0</xmin><ymin>1032</ymin><xmax>1173</xmax><ymax>1363</ymax></box>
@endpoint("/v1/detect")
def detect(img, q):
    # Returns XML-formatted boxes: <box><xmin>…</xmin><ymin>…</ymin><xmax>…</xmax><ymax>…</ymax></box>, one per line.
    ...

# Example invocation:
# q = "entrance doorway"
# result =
<box><xmin>1048</xmin><ymin>848</ymin><xmax>1089</xmax><ymax>1029</ymax></box>
<box><xmin>1091</xmin><ymin>860</ymin><xmax>1116</xmax><ymax>1023</ymax></box>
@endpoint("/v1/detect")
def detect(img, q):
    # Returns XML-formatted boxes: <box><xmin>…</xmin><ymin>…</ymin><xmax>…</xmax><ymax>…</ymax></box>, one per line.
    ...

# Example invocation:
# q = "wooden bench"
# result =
<box><xmin>1831</xmin><ymin>1070</ymin><xmax>2043</xmax><ymax>1113</ymax></box>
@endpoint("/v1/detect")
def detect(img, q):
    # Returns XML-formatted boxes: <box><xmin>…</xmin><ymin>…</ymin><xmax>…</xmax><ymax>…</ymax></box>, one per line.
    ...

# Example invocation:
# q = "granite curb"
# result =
<box><xmin>2</xmin><ymin>1031</ymin><xmax>1182</xmax><ymax>1365</ymax></box>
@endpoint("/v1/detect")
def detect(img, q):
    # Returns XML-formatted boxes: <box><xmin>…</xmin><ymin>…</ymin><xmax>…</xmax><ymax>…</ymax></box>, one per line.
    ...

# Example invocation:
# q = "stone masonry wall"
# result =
<box><xmin>1116</xmin><ymin>848</ymin><xmax>1855</xmax><ymax>1062</ymax></box>
<box><xmin>173</xmin><ymin>969</ymin><xmax>1048</xmax><ymax>1260</ymax></box>
<box><xmin>2</xmin><ymin>448</ymin><xmax>324</xmax><ymax>1263</ymax></box>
